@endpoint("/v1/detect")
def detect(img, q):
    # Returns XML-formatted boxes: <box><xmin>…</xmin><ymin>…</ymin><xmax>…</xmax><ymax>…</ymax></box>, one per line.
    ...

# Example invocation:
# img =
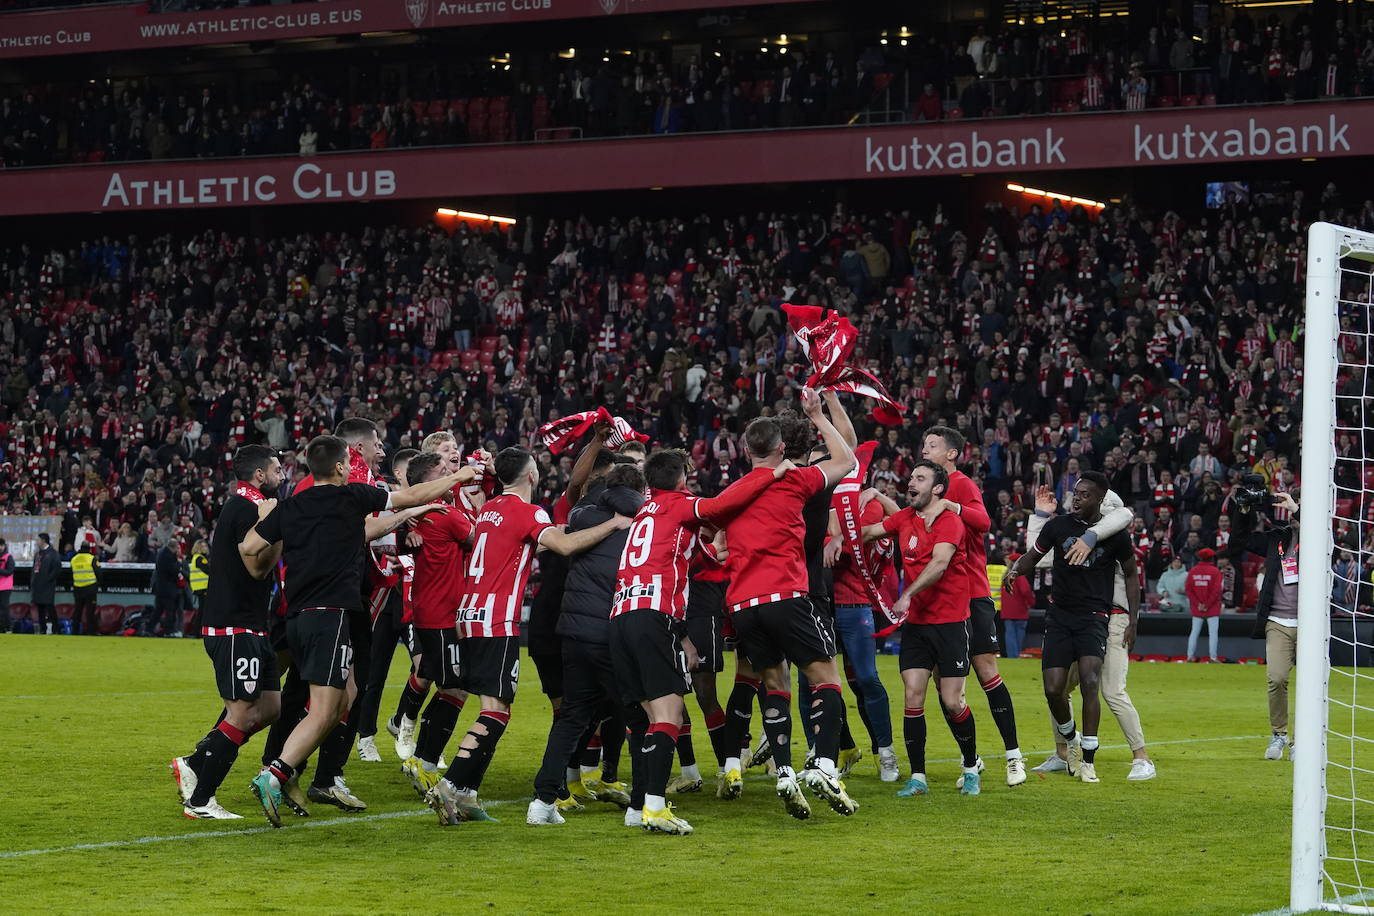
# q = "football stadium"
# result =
<box><xmin>0</xmin><ymin>1</ymin><xmax>1372</xmax><ymax>913</ymax></box>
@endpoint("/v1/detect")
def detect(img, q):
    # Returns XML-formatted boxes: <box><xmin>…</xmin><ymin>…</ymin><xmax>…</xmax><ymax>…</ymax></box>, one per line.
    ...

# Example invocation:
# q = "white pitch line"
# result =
<box><xmin>0</xmin><ymin>734</ymin><xmax>1274</xmax><ymax>860</ymax></box>
<box><xmin>0</xmin><ymin>680</ymin><xmax>417</xmax><ymax>701</ymax></box>
<box><xmin>0</xmin><ymin>799</ymin><xmax>520</xmax><ymax>860</ymax></box>
<box><xmin>1248</xmin><ymin>888</ymin><xmax>1374</xmax><ymax>916</ymax></box>
<box><xmin>923</xmin><ymin>733</ymin><xmax>1267</xmax><ymax>765</ymax></box>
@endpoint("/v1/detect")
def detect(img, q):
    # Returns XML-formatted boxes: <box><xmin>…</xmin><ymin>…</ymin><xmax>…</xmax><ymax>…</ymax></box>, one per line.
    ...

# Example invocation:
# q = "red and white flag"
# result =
<box><xmin>782</xmin><ymin>304</ymin><xmax>904</xmax><ymax>425</ymax></box>
<box><xmin>831</xmin><ymin>441</ymin><xmax>900</xmax><ymax>631</ymax></box>
<box><xmin>538</xmin><ymin>407</ymin><xmax>649</xmax><ymax>455</ymax></box>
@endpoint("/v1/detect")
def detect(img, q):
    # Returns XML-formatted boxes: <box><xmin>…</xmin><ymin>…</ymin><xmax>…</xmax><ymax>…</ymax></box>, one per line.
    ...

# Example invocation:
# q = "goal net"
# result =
<box><xmin>1294</xmin><ymin>222</ymin><xmax>1374</xmax><ymax>913</ymax></box>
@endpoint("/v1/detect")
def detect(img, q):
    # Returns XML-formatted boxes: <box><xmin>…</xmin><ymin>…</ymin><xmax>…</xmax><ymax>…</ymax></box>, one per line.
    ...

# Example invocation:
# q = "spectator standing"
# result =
<box><xmin>999</xmin><ymin>552</ymin><xmax>1033</xmax><ymax>658</ymax></box>
<box><xmin>1185</xmin><ymin>548</ymin><xmax>1222</xmax><ymax>662</ymax></box>
<box><xmin>71</xmin><ymin>542</ymin><xmax>100</xmax><ymax>635</ymax></box>
<box><xmin>31</xmin><ymin>532</ymin><xmax>59</xmax><ymax>635</ymax></box>
<box><xmin>0</xmin><ymin>538</ymin><xmax>12</xmax><ymax>633</ymax></box>
<box><xmin>1156</xmin><ymin>555</ymin><xmax>1189</xmax><ymax>612</ymax></box>
<box><xmin>153</xmin><ymin>539</ymin><xmax>183</xmax><ymax>637</ymax></box>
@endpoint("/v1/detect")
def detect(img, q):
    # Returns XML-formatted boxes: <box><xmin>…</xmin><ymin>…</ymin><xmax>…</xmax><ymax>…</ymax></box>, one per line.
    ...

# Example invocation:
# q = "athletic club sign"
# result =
<box><xmin>0</xmin><ymin>100</ymin><xmax>1369</xmax><ymax>217</ymax></box>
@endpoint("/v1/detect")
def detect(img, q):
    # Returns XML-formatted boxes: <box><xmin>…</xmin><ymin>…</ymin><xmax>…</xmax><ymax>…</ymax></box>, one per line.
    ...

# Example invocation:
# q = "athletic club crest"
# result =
<box><xmin>242</xmin><ymin>680</ymin><xmax>256</xmax><ymax>694</ymax></box>
<box><xmin>404</xmin><ymin>0</ymin><xmax>428</xmax><ymax>29</ymax></box>
<box><xmin>599</xmin><ymin>0</ymin><xmax>619</xmax><ymax>13</ymax></box>
<box><xmin>908</xmin><ymin>535</ymin><xmax>918</xmax><ymax>551</ymax></box>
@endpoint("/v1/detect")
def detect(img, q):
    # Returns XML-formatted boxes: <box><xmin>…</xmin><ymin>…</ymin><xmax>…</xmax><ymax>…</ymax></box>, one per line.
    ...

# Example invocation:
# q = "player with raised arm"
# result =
<box><xmin>398</xmin><ymin>452</ymin><xmax>476</xmax><ymax>796</ymax></box>
<box><xmin>425</xmin><ymin>446</ymin><xmax>631</xmax><ymax>825</ymax></box>
<box><xmin>719</xmin><ymin>388</ymin><xmax>858</xmax><ymax>819</ymax></box>
<box><xmin>863</xmin><ymin>460</ymin><xmax>980</xmax><ymax>797</ymax></box>
<box><xmin>239</xmin><ymin>435</ymin><xmax>473</xmax><ymax>826</ymax></box>
<box><xmin>1024</xmin><ymin>485</ymin><xmax>1154</xmax><ymax>780</ymax></box>
<box><xmin>169</xmin><ymin>445</ymin><xmax>284</xmax><ymax>819</ymax></box>
<box><xmin>922</xmin><ymin>426</ymin><xmax>1025</xmax><ymax>788</ymax></box>
<box><xmin>595</xmin><ymin>448</ymin><xmax>791</xmax><ymax>835</ymax></box>
<box><xmin>1003</xmin><ymin>471</ymin><xmax>1141</xmax><ymax>785</ymax></box>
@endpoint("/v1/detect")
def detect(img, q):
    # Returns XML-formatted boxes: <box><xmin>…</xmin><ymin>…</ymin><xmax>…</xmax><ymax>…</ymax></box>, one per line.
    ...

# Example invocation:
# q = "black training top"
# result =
<box><xmin>1034</xmin><ymin>514</ymin><xmax>1132</xmax><ymax>615</ymax></box>
<box><xmin>257</xmin><ymin>482</ymin><xmax>390</xmax><ymax>615</ymax></box>
<box><xmin>202</xmin><ymin>494</ymin><xmax>275</xmax><ymax>631</ymax></box>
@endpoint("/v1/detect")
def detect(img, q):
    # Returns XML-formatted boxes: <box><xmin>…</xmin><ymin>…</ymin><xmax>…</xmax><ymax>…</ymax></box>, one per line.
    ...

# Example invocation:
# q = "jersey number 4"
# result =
<box><xmin>620</xmin><ymin>517</ymin><xmax>655</xmax><ymax>569</ymax></box>
<box><xmin>467</xmin><ymin>532</ymin><xmax>488</xmax><ymax>582</ymax></box>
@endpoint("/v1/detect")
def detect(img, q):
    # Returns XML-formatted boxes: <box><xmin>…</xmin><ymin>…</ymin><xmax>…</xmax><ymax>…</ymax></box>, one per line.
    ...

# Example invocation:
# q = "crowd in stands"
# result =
<box><xmin>2</xmin><ymin>172</ymin><xmax>1370</xmax><ymax>616</ymax></box>
<box><xmin>3</xmin><ymin>10</ymin><xmax>1374</xmax><ymax>166</ymax></box>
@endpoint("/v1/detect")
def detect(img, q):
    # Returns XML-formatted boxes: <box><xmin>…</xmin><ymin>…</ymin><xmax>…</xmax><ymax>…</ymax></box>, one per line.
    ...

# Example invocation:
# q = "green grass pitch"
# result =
<box><xmin>0</xmin><ymin>635</ymin><xmax>1299</xmax><ymax>914</ymax></box>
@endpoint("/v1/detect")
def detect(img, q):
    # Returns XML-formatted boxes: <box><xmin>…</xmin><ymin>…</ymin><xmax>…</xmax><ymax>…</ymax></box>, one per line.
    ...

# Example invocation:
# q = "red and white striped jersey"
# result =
<box><xmin>457</xmin><ymin>493</ymin><xmax>552</xmax><ymax>638</ymax></box>
<box><xmin>612</xmin><ymin>490</ymin><xmax>704</xmax><ymax>620</ymax></box>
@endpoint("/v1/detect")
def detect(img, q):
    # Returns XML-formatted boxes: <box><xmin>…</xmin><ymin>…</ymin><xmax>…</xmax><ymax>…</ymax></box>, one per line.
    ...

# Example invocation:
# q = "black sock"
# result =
<box><xmin>1082</xmin><ymin>735</ymin><xmax>1099</xmax><ymax>764</ymax></box>
<box><xmin>626</xmin><ymin>710</ymin><xmax>648</xmax><ymax>810</ymax></box>
<box><xmin>415</xmin><ymin>693</ymin><xmax>464</xmax><ymax>765</ymax></box>
<box><xmin>643</xmin><ymin>722</ymin><xmax>680</xmax><ymax>799</ymax></box>
<box><xmin>677</xmin><ymin>711</ymin><xmax>697</xmax><ymax>768</ymax></box>
<box><xmin>704</xmin><ymin>708</ymin><xmax>730</xmax><ymax>767</ymax></box>
<box><xmin>396</xmin><ymin>673</ymin><xmax>427</xmax><ymax>723</ymax></box>
<box><xmin>187</xmin><ymin>721</ymin><xmax>248</xmax><ymax>806</ymax></box>
<box><xmin>265</xmin><ymin>757</ymin><xmax>295</xmax><ymax>784</ymax></box>
<box><xmin>762</xmin><ymin>689</ymin><xmax>793</xmax><ymax>772</ymax></box>
<box><xmin>808</xmin><ymin>683</ymin><xmax>844</xmax><ymax>763</ymax></box>
<box><xmin>946</xmin><ymin>705</ymin><xmax>978</xmax><ymax>768</ymax></box>
<box><xmin>980</xmin><ymin>675</ymin><xmax>1019</xmax><ymax>751</ymax></box>
<box><xmin>599</xmin><ymin>717</ymin><xmax>624</xmax><ymax>783</ymax></box>
<box><xmin>442</xmin><ymin>711</ymin><xmax>510</xmax><ymax>792</ymax></box>
<box><xmin>723</xmin><ymin>676</ymin><xmax>759</xmax><ymax>758</ymax></box>
<box><xmin>580</xmin><ymin>731</ymin><xmax>603</xmax><ymax>770</ymax></box>
<box><xmin>312</xmin><ymin>715</ymin><xmax>355</xmax><ymax>789</ymax></box>
<box><xmin>903</xmin><ymin>707</ymin><xmax>926</xmax><ymax>774</ymax></box>
<box><xmin>839</xmin><ymin>710</ymin><xmax>856</xmax><ymax>752</ymax></box>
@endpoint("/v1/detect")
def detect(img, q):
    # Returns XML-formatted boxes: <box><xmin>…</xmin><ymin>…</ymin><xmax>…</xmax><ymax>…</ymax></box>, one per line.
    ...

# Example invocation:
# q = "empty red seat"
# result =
<box><xmin>1201</xmin><ymin>93</ymin><xmax>1217</xmax><ymax>106</ymax></box>
<box><xmin>460</xmin><ymin>351</ymin><xmax>480</xmax><ymax>371</ymax></box>
<box><xmin>479</xmin><ymin>337</ymin><xmax>498</xmax><ymax>352</ymax></box>
<box><xmin>873</xmin><ymin>73</ymin><xmax>893</xmax><ymax>91</ymax></box>
<box><xmin>946</xmin><ymin>107</ymin><xmax>963</xmax><ymax>119</ymax></box>
<box><xmin>426</xmin><ymin>99</ymin><xmax>448</xmax><ymax>119</ymax></box>
<box><xmin>1181</xmin><ymin>94</ymin><xmax>1199</xmax><ymax>106</ymax></box>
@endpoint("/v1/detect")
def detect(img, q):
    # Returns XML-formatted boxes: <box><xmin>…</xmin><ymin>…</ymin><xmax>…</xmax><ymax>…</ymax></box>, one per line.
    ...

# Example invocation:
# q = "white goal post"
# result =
<box><xmin>1293</xmin><ymin>222</ymin><xmax>1374</xmax><ymax>913</ymax></box>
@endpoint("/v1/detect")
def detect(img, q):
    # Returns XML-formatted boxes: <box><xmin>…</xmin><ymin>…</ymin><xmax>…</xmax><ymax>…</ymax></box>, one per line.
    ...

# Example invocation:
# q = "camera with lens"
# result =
<box><xmin>1232</xmin><ymin>472</ymin><xmax>1269</xmax><ymax>513</ymax></box>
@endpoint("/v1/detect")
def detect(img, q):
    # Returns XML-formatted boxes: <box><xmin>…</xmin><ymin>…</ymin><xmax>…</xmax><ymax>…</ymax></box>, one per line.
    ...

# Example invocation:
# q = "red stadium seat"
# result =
<box><xmin>1337</xmin><ymin>498</ymin><xmax>1356</xmax><ymax>520</ymax></box>
<box><xmin>87</xmin><ymin>150</ymin><xmax>105</xmax><ymax>162</ymax></box>
<box><xmin>426</xmin><ymin>100</ymin><xmax>448</xmax><ymax>119</ymax></box>
<box><xmin>873</xmin><ymin>73</ymin><xmax>893</xmax><ymax>92</ymax></box>
<box><xmin>478</xmin><ymin>351</ymin><xmax>495</xmax><ymax>368</ymax></box>
<box><xmin>1180</xmin><ymin>94</ymin><xmax>1199</xmax><ymax>107</ymax></box>
<box><xmin>667</xmin><ymin>269</ymin><xmax>683</xmax><ymax>287</ymax></box>
<box><xmin>946</xmin><ymin>107</ymin><xmax>963</xmax><ymax>119</ymax></box>
<box><xmin>449</xmin><ymin>99</ymin><xmax>468</xmax><ymax>119</ymax></box>
<box><xmin>1201</xmin><ymin>94</ymin><xmax>1217</xmax><ymax>106</ymax></box>
<box><xmin>479</xmin><ymin>337</ymin><xmax>498</xmax><ymax>353</ymax></box>
<box><xmin>1154</xmin><ymin>96</ymin><xmax>1176</xmax><ymax>108</ymax></box>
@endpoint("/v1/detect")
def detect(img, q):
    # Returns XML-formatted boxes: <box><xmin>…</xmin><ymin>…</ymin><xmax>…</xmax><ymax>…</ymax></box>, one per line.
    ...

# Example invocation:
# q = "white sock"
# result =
<box><xmin>645</xmin><ymin>793</ymin><xmax>666</xmax><ymax>811</ymax></box>
<box><xmin>724</xmin><ymin>756</ymin><xmax>741</xmax><ymax>772</ymax></box>
<box><xmin>566</xmin><ymin>767</ymin><xmax>580</xmax><ymax>785</ymax></box>
<box><xmin>912</xmin><ymin>772</ymin><xmax>926</xmax><ymax>782</ymax></box>
<box><xmin>1006</xmin><ymin>747</ymin><xmax>1022</xmax><ymax>760</ymax></box>
<box><xmin>963</xmin><ymin>762</ymin><xmax>980</xmax><ymax>774</ymax></box>
<box><xmin>879</xmin><ymin>744</ymin><xmax>895</xmax><ymax>756</ymax></box>
<box><xmin>815</xmin><ymin>757</ymin><xmax>838</xmax><ymax>778</ymax></box>
<box><xmin>580</xmin><ymin>764</ymin><xmax>600</xmax><ymax>778</ymax></box>
<box><xmin>1055</xmin><ymin>717</ymin><xmax>1077</xmax><ymax>738</ymax></box>
<box><xmin>420</xmin><ymin>759</ymin><xmax>437</xmax><ymax>773</ymax></box>
<box><xmin>681</xmin><ymin>763</ymin><xmax>701</xmax><ymax>782</ymax></box>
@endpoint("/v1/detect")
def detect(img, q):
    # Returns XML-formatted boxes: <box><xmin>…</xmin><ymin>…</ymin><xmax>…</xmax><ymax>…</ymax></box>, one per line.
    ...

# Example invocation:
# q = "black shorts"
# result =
<box><xmin>608</xmin><ymin>609</ymin><xmax>691</xmax><ymax>706</ymax></box>
<box><xmin>287</xmin><ymin>608</ymin><xmax>353</xmax><ymax>689</ymax></box>
<box><xmin>459</xmin><ymin>635</ymin><xmax>521</xmax><ymax>703</ymax></box>
<box><xmin>416</xmin><ymin>626</ymin><xmax>464</xmax><ymax>690</ymax></box>
<box><xmin>1042</xmin><ymin>611</ymin><xmax>1110</xmax><ymax>670</ymax></box>
<box><xmin>968</xmin><ymin>596</ymin><xmax>1000</xmax><ymax>656</ymax></box>
<box><xmin>684</xmin><ymin>611</ymin><xmax>724</xmax><ymax>673</ymax></box>
<box><xmin>731</xmin><ymin>596</ymin><xmax>836</xmax><ymax>671</ymax></box>
<box><xmin>205</xmin><ymin>633</ymin><xmax>282</xmax><ymax>700</ymax></box>
<box><xmin>531</xmin><ymin>649</ymin><xmax>564</xmax><ymax>700</ymax></box>
<box><xmin>898</xmin><ymin>621</ymin><xmax>971</xmax><ymax>678</ymax></box>
<box><xmin>404</xmin><ymin>622</ymin><xmax>421</xmax><ymax>659</ymax></box>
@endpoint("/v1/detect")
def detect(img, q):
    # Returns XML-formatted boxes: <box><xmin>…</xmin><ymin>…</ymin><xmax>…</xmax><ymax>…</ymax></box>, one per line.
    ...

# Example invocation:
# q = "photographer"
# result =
<box><xmin>1226</xmin><ymin>473</ymin><xmax>1300</xmax><ymax>762</ymax></box>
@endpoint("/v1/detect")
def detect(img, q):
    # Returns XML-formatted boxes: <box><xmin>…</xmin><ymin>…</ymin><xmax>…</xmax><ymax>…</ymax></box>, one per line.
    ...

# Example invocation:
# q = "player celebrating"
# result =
<box><xmin>592</xmin><ymin>448</ymin><xmax>792</xmax><ymax>834</ymax></box>
<box><xmin>239</xmin><ymin>435</ymin><xmax>473</xmax><ymax>826</ymax></box>
<box><xmin>922</xmin><ymin>426</ymin><xmax>1025</xmax><ymax>787</ymax></box>
<box><xmin>863</xmin><ymin>460</ymin><xmax>980</xmax><ymax>797</ymax></box>
<box><xmin>719</xmin><ymin>388</ymin><xmax>857</xmax><ymax>819</ymax></box>
<box><xmin>1003</xmin><ymin>471</ymin><xmax>1141</xmax><ymax>784</ymax></box>
<box><xmin>399</xmin><ymin>452</ymin><xmax>475</xmax><ymax>795</ymax></box>
<box><xmin>169</xmin><ymin>445</ymin><xmax>284</xmax><ymax>819</ymax></box>
<box><xmin>426</xmin><ymin>446</ymin><xmax>631</xmax><ymax>825</ymax></box>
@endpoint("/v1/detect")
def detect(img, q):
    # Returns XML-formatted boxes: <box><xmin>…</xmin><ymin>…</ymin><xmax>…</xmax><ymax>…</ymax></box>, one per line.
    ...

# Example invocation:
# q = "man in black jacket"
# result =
<box><xmin>1227</xmin><ymin>478</ymin><xmax>1300</xmax><ymax>761</ymax></box>
<box><xmin>153</xmin><ymin>540</ymin><xmax>184</xmax><ymax>637</ymax></box>
<box><xmin>30</xmin><ymin>532</ymin><xmax>60</xmax><ymax>635</ymax></box>
<box><xmin>527</xmin><ymin>462</ymin><xmax>645</xmax><ymax>826</ymax></box>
